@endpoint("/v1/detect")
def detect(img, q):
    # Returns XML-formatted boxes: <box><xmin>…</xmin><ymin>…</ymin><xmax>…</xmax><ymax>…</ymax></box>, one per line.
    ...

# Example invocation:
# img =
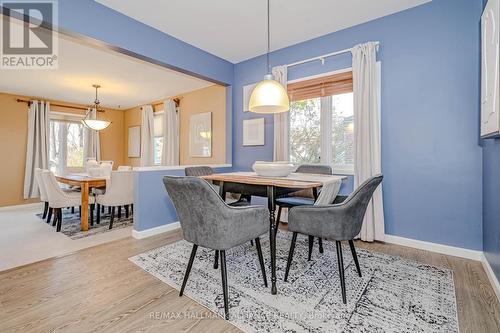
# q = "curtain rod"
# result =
<box><xmin>17</xmin><ymin>98</ymin><xmax>105</xmax><ymax>112</ymax></box>
<box><xmin>285</xmin><ymin>41</ymin><xmax>380</xmax><ymax>69</ymax></box>
<box><xmin>152</xmin><ymin>97</ymin><xmax>181</xmax><ymax>108</ymax></box>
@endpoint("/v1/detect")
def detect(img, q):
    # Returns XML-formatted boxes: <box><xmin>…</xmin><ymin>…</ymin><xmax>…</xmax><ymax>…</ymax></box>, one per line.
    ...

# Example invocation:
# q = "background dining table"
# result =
<box><xmin>55</xmin><ymin>174</ymin><xmax>107</xmax><ymax>231</ymax></box>
<box><xmin>201</xmin><ymin>171</ymin><xmax>347</xmax><ymax>295</ymax></box>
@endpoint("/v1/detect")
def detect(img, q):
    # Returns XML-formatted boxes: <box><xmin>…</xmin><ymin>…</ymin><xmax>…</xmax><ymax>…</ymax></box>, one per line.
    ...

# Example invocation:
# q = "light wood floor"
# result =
<box><xmin>1</xmin><ymin>227</ymin><xmax>499</xmax><ymax>333</ymax></box>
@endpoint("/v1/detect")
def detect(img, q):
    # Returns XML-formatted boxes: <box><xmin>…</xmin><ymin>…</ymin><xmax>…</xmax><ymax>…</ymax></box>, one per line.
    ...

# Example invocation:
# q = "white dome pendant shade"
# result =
<box><xmin>249</xmin><ymin>0</ymin><xmax>289</xmax><ymax>114</ymax></box>
<box><xmin>249</xmin><ymin>74</ymin><xmax>289</xmax><ymax>113</ymax></box>
<box><xmin>82</xmin><ymin>117</ymin><xmax>111</xmax><ymax>131</ymax></box>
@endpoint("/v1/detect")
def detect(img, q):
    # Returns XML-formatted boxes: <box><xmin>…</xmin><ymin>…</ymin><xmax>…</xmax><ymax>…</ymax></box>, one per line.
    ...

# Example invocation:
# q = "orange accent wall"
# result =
<box><xmin>0</xmin><ymin>92</ymin><xmax>125</xmax><ymax>207</ymax></box>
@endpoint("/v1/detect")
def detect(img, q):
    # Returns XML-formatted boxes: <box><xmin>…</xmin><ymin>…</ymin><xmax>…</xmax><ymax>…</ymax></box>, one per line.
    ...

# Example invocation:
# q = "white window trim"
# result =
<box><xmin>288</xmin><ymin>62</ymin><xmax>382</xmax><ymax>176</ymax></box>
<box><xmin>289</xmin><ymin>69</ymin><xmax>355</xmax><ymax>175</ymax></box>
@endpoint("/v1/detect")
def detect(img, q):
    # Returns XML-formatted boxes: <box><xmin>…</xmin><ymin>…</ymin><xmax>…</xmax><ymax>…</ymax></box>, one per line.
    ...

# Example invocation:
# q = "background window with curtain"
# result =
<box><xmin>288</xmin><ymin>71</ymin><xmax>354</xmax><ymax>174</ymax></box>
<box><xmin>153</xmin><ymin>111</ymin><xmax>164</xmax><ymax>165</ymax></box>
<box><xmin>49</xmin><ymin>115</ymin><xmax>85</xmax><ymax>175</ymax></box>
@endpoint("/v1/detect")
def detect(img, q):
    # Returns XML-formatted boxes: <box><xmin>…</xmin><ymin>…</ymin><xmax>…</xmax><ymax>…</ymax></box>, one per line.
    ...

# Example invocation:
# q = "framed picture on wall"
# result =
<box><xmin>243</xmin><ymin>83</ymin><xmax>257</xmax><ymax>112</ymax></box>
<box><xmin>189</xmin><ymin>112</ymin><xmax>212</xmax><ymax>157</ymax></box>
<box><xmin>128</xmin><ymin>126</ymin><xmax>141</xmax><ymax>158</ymax></box>
<box><xmin>243</xmin><ymin>118</ymin><xmax>265</xmax><ymax>146</ymax></box>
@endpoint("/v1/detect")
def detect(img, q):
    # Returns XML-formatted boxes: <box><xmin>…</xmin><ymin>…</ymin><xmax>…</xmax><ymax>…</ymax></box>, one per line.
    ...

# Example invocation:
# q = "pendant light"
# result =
<box><xmin>248</xmin><ymin>0</ymin><xmax>289</xmax><ymax>113</ymax></box>
<box><xmin>82</xmin><ymin>84</ymin><xmax>112</xmax><ymax>131</ymax></box>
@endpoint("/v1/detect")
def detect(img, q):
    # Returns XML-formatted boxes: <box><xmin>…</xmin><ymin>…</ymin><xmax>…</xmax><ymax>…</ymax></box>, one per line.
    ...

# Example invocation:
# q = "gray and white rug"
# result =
<box><xmin>37</xmin><ymin>209</ymin><xmax>133</xmax><ymax>240</ymax></box>
<box><xmin>130</xmin><ymin>233</ymin><xmax>459</xmax><ymax>332</ymax></box>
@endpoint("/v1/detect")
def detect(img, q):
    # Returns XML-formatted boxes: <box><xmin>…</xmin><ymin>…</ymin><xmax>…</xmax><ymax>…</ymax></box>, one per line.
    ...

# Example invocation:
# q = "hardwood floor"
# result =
<box><xmin>0</xmin><ymin>227</ymin><xmax>499</xmax><ymax>333</ymax></box>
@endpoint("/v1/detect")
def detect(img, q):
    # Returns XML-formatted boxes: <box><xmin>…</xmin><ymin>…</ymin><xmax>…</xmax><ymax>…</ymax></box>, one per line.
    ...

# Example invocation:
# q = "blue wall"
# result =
<box><xmin>233</xmin><ymin>0</ymin><xmax>484</xmax><ymax>250</ymax></box>
<box><xmin>483</xmin><ymin>139</ymin><xmax>500</xmax><ymax>281</ymax></box>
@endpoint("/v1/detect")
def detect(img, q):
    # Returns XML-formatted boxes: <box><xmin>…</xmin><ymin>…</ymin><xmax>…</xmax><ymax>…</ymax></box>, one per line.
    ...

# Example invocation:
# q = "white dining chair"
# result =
<box><xmin>34</xmin><ymin>168</ymin><xmax>49</xmax><ymax>220</ymax></box>
<box><xmin>95</xmin><ymin>170</ymin><xmax>134</xmax><ymax>229</ymax></box>
<box><xmin>99</xmin><ymin>161</ymin><xmax>113</xmax><ymax>178</ymax></box>
<box><xmin>42</xmin><ymin>170</ymin><xmax>95</xmax><ymax>232</ymax></box>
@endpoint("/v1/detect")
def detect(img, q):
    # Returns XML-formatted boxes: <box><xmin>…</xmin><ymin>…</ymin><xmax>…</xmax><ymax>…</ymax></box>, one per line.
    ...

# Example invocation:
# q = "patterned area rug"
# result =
<box><xmin>37</xmin><ymin>208</ymin><xmax>133</xmax><ymax>240</ymax></box>
<box><xmin>130</xmin><ymin>233</ymin><xmax>459</xmax><ymax>332</ymax></box>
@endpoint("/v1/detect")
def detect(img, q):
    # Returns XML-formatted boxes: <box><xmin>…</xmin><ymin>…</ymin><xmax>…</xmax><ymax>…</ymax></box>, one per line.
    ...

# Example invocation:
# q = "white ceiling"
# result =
<box><xmin>0</xmin><ymin>18</ymin><xmax>213</xmax><ymax>109</ymax></box>
<box><xmin>97</xmin><ymin>0</ymin><xmax>431</xmax><ymax>63</ymax></box>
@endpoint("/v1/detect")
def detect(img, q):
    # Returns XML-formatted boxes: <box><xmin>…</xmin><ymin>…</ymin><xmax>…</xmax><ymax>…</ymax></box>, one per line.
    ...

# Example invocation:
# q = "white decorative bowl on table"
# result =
<box><xmin>252</xmin><ymin>161</ymin><xmax>295</xmax><ymax>177</ymax></box>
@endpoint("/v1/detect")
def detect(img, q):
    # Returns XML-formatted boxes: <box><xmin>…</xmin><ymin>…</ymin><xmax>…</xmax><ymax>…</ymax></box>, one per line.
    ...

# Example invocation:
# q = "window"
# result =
<box><xmin>288</xmin><ymin>71</ymin><xmax>354</xmax><ymax>174</ymax></box>
<box><xmin>153</xmin><ymin>111</ymin><xmax>164</xmax><ymax>165</ymax></box>
<box><xmin>49</xmin><ymin>118</ymin><xmax>85</xmax><ymax>175</ymax></box>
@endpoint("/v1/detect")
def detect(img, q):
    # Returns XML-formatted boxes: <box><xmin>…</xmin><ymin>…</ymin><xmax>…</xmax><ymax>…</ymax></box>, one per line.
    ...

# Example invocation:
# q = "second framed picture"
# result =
<box><xmin>243</xmin><ymin>118</ymin><xmax>265</xmax><ymax>146</ymax></box>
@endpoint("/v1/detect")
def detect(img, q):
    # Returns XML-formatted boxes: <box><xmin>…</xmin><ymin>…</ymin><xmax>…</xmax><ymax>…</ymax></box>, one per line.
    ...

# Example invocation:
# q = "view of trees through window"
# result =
<box><xmin>289</xmin><ymin>92</ymin><xmax>354</xmax><ymax>173</ymax></box>
<box><xmin>331</xmin><ymin>93</ymin><xmax>354</xmax><ymax>170</ymax></box>
<box><xmin>49</xmin><ymin>120</ymin><xmax>85</xmax><ymax>174</ymax></box>
<box><xmin>289</xmin><ymin>97</ymin><xmax>321</xmax><ymax>164</ymax></box>
<box><xmin>154</xmin><ymin>137</ymin><xmax>163</xmax><ymax>165</ymax></box>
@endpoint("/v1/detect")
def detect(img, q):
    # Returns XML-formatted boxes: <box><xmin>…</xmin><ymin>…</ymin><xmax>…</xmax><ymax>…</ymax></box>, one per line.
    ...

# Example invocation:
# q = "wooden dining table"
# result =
<box><xmin>201</xmin><ymin>171</ymin><xmax>347</xmax><ymax>295</ymax></box>
<box><xmin>55</xmin><ymin>174</ymin><xmax>107</xmax><ymax>231</ymax></box>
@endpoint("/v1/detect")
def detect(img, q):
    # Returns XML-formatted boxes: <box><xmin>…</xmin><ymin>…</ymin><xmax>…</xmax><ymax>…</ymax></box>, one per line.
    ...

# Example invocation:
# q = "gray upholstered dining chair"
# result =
<box><xmin>163</xmin><ymin>176</ymin><xmax>269</xmax><ymax>320</ymax></box>
<box><xmin>284</xmin><ymin>174</ymin><xmax>383</xmax><ymax>304</ymax></box>
<box><xmin>185</xmin><ymin>166</ymin><xmax>252</xmax><ymax>207</ymax></box>
<box><xmin>275</xmin><ymin>164</ymin><xmax>333</xmax><ymax>260</ymax></box>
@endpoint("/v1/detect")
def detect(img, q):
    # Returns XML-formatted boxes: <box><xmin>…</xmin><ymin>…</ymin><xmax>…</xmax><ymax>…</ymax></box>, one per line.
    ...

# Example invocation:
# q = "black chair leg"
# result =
<box><xmin>349</xmin><ymin>240</ymin><xmax>362</xmax><ymax>277</ymax></box>
<box><xmin>125</xmin><ymin>205</ymin><xmax>129</xmax><ymax>218</ymax></box>
<box><xmin>274</xmin><ymin>206</ymin><xmax>283</xmax><ymax>242</ymax></box>
<box><xmin>214</xmin><ymin>250</ymin><xmax>219</xmax><ymax>269</ymax></box>
<box><xmin>71</xmin><ymin>206</ymin><xmax>75</xmax><ymax>214</ymax></box>
<box><xmin>109</xmin><ymin>207</ymin><xmax>115</xmax><ymax>229</ymax></box>
<box><xmin>96</xmin><ymin>204</ymin><xmax>101</xmax><ymax>224</ymax></box>
<box><xmin>118</xmin><ymin>206</ymin><xmax>122</xmax><ymax>219</ymax></box>
<box><xmin>220</xmin><ymin>250</ymin><xmax>229</xmax><ymax>320</ymax></box>
<box><xmin>46</xmin><ymin>207</ymin><xmax>52</xmax><ymax>224</ymax></box>
<box><xmin>90</xmin><ymin>204</ymin><xmax>94</xmax><ymax>227</ymax></box>
<box><xmin>336</xmin><ymin>241</ymin><xmax>347</xmax><ymax>304</ymax></box>
<box><xmin>79</xmin><ymin>206</ymin><xmax>81</xmax><ymax>218</ymax></box>
<box><xmin>56</xmin><ymin>208</ymin><xmax>63</xmax><ymax>232</ymax></box>
<box><xmin>101</xmin><ymin>205</ymin><xmax>105</xmax><ymax>213</ymax></box>
<box><xmin>308</xmin><ymin>235</ymin><xmax>314</xmax><ymax>261</ymax></box>
<box><xmin>276</xmin><ymin>206</ymin><xmax>282</xmax><ymax>225</ymax></box>
<box><xmin>52</xmin><ymin>208</ymin><xmax>58</xmax><ymax>226</ymax></box>
<box><xmin>108</xmin><ymin>206</ymin><xmax>111</xmax><ymax>214</ymax></box>
<box><xmin>250</xmin><ymin>240</ymin><xmax>254</xmax><ymax>246</ymax></box>
<box><xmin>42</xmin><ymin>202</ymin><xmax>49</xmax><ymax>219</ymax></box>
<box><xmin>255</xmin><ymin>237</ymin><xmax>268</xmax><ymax>287</ymax></box>
<box><xmin>319</xmin><ymin>238</ymin><xmax>324</xmax><ymax>254</ymax></box>
<box><xmin>284</xmin><ymin>232</ymin><xmax>298</xmax><ymax>282</ymax></box>
<box><xmin>180</xmin><ymin>244</ymin><xmax>198</xmax><ymax>296</ymax></box>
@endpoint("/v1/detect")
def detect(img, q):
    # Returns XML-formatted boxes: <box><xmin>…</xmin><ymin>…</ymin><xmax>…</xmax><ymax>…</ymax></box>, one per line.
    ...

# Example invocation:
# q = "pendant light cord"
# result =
<box><xmin>267</xmin><ymin>0</ymin><xmax>270</xmax><ymax>74</ymax></box>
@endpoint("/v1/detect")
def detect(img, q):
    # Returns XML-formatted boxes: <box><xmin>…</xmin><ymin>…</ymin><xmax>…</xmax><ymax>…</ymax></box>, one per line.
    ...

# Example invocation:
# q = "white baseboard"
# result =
<box><xmin>0</xmin><ymin>202</ymin><xmax>42</xmax><ymax>212</ymax></box>
<box><xmin>132</xmin><ymin>222</ymin><xmax>180</xmax><ymax>239</ymax></box>
<box><xmin>384</xmin><ymin>234</ymin><xmax>483</xmax><ymax>261</ymax></box>
<box><xmin>482</xmin><ymin>254</ymin><xmax>500</xmax><ymax>302</ymax></box>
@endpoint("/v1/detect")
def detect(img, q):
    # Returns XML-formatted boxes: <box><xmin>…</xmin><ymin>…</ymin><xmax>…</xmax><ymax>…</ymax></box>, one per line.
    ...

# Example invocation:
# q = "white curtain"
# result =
<box><xmin>352</xmin><ymin>41</ymin><xmax>385</xmax><ymax>242</ymax></box>
<box><xmin>23</xmin><ymin>100</ymin><xmax>50</xmax><ymax>199</ymax></box>
<box><xmin>84</xmin><ymin>108</ymin><xmax>101</xmax><ymax>162</ymax></box>
<box><xmin>272</xmin><ymin>65</ymin><xmax>290</xmax><ymax>161</ymax></box>
<box><xmin>162</xmin><ymin>99</ymin><xmax>179</xmax><ymax>165</ymax></box>
<box><xmin>140</xmin><ymin>105</ymin><xmax>155</xmax><ymax>167</ymax></box>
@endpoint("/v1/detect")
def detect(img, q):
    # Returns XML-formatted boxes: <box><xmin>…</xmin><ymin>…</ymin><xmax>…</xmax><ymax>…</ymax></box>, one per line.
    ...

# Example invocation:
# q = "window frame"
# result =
<box><xmin>288</xmin><ymin>68</ymin><xmax>355</xmax><ymax>175</ymax></box>
<box><xmin>48</xmin><ymin>112</ymin><xmax>86</xmax><ymax>174</ymax></box>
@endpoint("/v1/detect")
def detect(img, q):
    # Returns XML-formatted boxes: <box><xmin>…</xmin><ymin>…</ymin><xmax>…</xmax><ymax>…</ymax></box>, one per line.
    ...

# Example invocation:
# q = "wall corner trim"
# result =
<box><xmin>132</xmin><ymin>222</ymin><xmax>180</xmax><ymax>239</ymax></box>
<box><xmin>482</xmin><ymin>254</ymin><xmax>500</xmax><ymax>302</ymax></box>
<box><xmin>384</xmin><ymin>235</ymin><xmax>483</xmax><ymax>261</ymax></box>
